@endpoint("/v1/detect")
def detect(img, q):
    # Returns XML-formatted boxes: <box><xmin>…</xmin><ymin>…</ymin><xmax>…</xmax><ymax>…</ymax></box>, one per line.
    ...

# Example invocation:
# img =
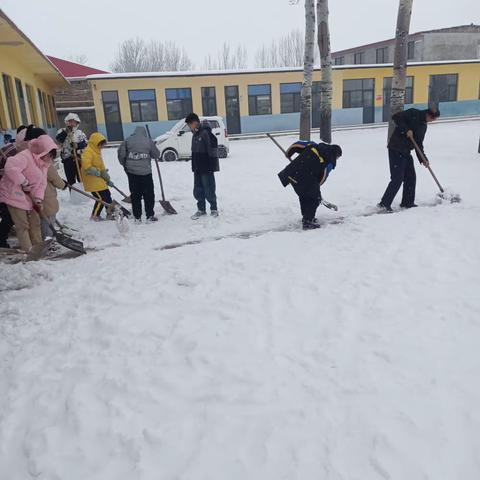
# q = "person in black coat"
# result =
<box><xmin>379</xmin><ymin>107</ymin><xmax>440</xmax><ymax>211</ymax></box>
<box><xmin>186</xmin><ymin>113</ymin><xmax>220</xmax><ymax>219</ymax></box>
<box><xmin>278</xmin><ymin>141</ymin><xmax>342</xmax><ymax>230</ymax></box>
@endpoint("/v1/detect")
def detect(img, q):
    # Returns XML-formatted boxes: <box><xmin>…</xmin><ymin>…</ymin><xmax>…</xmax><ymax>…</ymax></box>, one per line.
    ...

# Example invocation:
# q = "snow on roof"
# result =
<box><xmin>47</xmin><ymin>56</ymin><xmax>108</xmax><ymax>79</ymax></box>
<box><xmin>86</xmin><ymin>59</ymin><xmax>480</xmax><ymax>81</ymax></box>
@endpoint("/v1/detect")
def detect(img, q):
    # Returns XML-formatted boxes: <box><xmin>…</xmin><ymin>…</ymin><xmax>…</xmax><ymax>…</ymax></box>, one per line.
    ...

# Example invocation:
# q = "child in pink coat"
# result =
<box><xmin>0</xmin><ymin>135</ymin><xmax>58</xmax><ymax>252</ymax></box>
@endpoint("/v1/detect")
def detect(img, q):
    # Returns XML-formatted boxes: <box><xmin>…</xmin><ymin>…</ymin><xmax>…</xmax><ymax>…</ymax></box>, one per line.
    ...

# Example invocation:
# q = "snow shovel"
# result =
<box><xmin>410</xmin><ymin>137</ymin><xmax>461</xmax><ymax>203</ymax></box>
<box><xmin>266</xmin><ymin>133</ymin><xmax>339</xmax><ymax>211</ymax></box>
<box><xmin>35</xmin><ymin>206</ymin><xmax>86</xmax><ymax>255</ymax></box>
<box><xmin>145</xmin><ymin>124</ymin><xmax>177</xmax><ymax>215</ymax></box>
<box><xmin>111</xmin><ymin>183</ymin><xmax>132</xmax><ymax>204</ymax></box>
<box><xmin>69</xmin><ymin>184</ymin><xmax>131</xmax><ymax>218</ymax></box>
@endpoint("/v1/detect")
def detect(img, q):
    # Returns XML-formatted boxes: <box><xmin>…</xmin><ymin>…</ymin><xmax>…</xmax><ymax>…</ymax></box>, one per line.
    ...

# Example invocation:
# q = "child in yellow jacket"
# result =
<box><xmin>81</xmin><ymin>133</ymin><xmax>113</xmax><ymax>221</ymax></box>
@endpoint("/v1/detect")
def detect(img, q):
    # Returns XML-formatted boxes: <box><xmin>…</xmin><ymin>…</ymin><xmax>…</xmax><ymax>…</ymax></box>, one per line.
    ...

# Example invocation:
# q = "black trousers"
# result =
<box><xmin>381</xmin><ymin>149</ymin><xmax>417</xmax><ymax>208</ymax></box>
<box><xmin>127</xmin><ymin>173</ymin><xmax>155</xmax><ymax>219</ymax></box>
<box><xmin>299</xmin><ymin>196</ymin><xmax>320</xmax><ymax>221</ymax></box>
<box><xmin>0</xmin><ymin>202</ymin><xmax>13</xmax><ymax>245</ymax></box>
<box><xmin>91</xmin><ymin>189</ymin><xmax>112</xmax><ymax>217</ymax></box>
<box><xmin>62</xmin><ymin>156</ymin><xmax>81</xmax><ymax>185</ymax></box>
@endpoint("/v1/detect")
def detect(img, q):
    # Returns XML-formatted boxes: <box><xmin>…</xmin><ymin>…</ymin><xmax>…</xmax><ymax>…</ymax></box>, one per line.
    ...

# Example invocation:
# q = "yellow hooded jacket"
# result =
<box><xmin>81</xmin><ymin>132</ymin><xmax>108</xmax><ymax>192</ymax></box>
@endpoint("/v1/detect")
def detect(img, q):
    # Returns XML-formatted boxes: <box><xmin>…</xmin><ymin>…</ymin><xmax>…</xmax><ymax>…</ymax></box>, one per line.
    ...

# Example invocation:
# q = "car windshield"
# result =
<box><xmin>203</xmin><ymin>120</ymin><xmax>220</xmax><ymax>129</ymax></box>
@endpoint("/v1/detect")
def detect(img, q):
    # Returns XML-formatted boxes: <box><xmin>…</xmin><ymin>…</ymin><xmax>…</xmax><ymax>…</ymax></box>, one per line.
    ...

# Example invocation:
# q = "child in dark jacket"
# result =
<box><xmin>278</xmin><ymin>141</ymin><xmax>342</xmax><ymax>230</ymax></box>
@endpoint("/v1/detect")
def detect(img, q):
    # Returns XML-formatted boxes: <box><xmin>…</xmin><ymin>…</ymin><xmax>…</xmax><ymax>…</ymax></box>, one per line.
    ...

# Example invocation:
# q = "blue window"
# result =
<box><xmin>128</xmin><ymin>89</ymin><xmax>157</xmax><ymax>122</ymax></box>
<box><xmin>280</xmin><ymin>82</ymin><xmax>302</xmax><ymax>113</ymax></box>
<box><xmin>248</xmin><ymin>84</ymin><xmax>271</xmax><ymax>116</ymax></box>
<box><xmin>165</xmin><ymin>88</ymin><xmax>193</xmax><ymax>120</ymax></box>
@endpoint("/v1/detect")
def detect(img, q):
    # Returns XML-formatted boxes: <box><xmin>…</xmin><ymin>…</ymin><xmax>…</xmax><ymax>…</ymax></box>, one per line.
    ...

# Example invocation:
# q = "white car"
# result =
<box><xmin>155</xmin><ymin>116</ymin><xmax>230</xmax><ymax>162</ymax></box>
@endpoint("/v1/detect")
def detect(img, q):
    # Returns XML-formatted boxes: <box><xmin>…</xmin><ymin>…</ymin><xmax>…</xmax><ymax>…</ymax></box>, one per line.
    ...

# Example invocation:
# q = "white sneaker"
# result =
<box><xmin>191</xmin><ymin>210</ymin><xmax>207</xmax><ymax>220</ymax></box>
<box><xmin>210</xmin><ymin>210</ymin><xmax>219</xmax><ymax>217</ymax></box>
<box><xmin>134</xmin><ymin>218</ymin><xmax>142</xmax><ymax>224</ymax></box>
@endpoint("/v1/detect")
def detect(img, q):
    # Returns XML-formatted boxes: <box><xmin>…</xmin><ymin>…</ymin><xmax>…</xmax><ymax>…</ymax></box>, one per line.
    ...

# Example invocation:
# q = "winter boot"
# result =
<box><xmin>90</xmin><ymin>216</ymin><xmax>104</xmax><ymax>222</ymax></box>
<box><xmin>210</xmin><ymin>210</ymin><xmax>219</xmax><ymax>218</ymax></box>
<box><xmin>146</xmin><ymin>216</ymin><xmax>158</xmax><ymax>223</ymax></box>
<box><xmin>191</xmin><ymin>210</ymin><xmax>207</xmax><ymax>220</ymax></box>
<box><xmin>377</xmin><ymin>203</ymin><xmax>393</xmax><ymax>213</ymax></box>
<box><xmin>0</xmin><ymin>239</ymin><xmax>10</xmax><ymax>249</ymax></box>
<box><xmin>302</xmin><ymin>219</ymin><xmax>321</xmax><ymax>230</ymax></box>
<box><xmin>400</xmin><ymin>203</ymin><xmax>418</xmax><ymax>209</ymax></box>
<box><xmin>134</xmin><ymin>218</ymin><xmax>142</xmax><ymax>225</ymax></box>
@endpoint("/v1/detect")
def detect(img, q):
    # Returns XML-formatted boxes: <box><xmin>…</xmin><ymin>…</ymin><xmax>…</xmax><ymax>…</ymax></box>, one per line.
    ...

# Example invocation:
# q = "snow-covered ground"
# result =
<box><xmin>1</xmin><ymin>120</ymin><xmax>480</xmax><ymax>480</ymax></box>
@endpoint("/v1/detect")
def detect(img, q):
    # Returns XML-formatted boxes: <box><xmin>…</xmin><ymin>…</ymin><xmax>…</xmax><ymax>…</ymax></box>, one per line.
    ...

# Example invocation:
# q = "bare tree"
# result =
<box><xmin>204</xmin><ymin>43</ymin><xmax>248</xmax><ymax>70</ymax></box>
<box><xmin>255</xmin><ymin>29</ymin><xmax>319</xmax><ymax>68</ymax></box>
<box><xmin>388</xmin><ymin>0</ymin><xmax>413</xmax><ymax>140</ymax></box>
<box><xmin>110</xmin><ymin>38</ymin><xmax>193</xmax><ymax>72</ymax></box>
<box><xmin>146</xmin><ymin>40</ymin><xmax>193</xmax><ymax>71</ymax></box>
<box><xmin>300</xmin><ymin>0</ymin><xmax>316</xmax><ymax>140</ymax></box>
<box><xmin>110</xmin><ymin>37</ymin><xmax>147</xmax><ymax>72</ymax></box>
<box><xmin>317</xmin><ymin>0</ymin><xmax>332</xmax><ymax>143</ymax></box>
<box><xmin>68</xmin><ymin>54</ymin><xmax>88</xmax><ymax>65</ymax></box>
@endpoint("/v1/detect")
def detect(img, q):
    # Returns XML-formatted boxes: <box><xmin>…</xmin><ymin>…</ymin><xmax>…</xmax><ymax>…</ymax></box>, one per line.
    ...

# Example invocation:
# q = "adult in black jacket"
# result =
<box><xmin>278</xmin><ymin>141</ymin><xmax>342</xmax><ymax>229</ymax></box>
<box><xmin>379</xmin><ymin>107</ymin><xmax>440</xmax><ymax>211</ymax></box>
<box><xmin>185</xmin><ymin>113</ymin><xmax>220</xmax><ymax>219</ymax></box>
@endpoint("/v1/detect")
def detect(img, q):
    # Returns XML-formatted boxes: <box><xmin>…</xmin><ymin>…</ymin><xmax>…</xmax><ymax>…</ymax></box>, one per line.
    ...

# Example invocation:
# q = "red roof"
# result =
<box><xmin>47</xmin><ymin>56</ymin><xmax>108</xmax><ymax>78</ymax></box>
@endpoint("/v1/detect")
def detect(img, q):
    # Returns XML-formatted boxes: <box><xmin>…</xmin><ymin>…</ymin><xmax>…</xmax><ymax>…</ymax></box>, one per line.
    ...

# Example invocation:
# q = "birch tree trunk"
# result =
<box><xmin>317</xmin><ymin>0</ymin><xmax>332</xmax><ymax>143</ymax></box>
<box><xmin>388</xmin><ymin>0</ymin><xmax>414</xmax><ymax>140</ymax></box>
<box><xmin>299</xmin><ymin>0</ymin><xmax>316</xmax><ymax>140</ymax></box>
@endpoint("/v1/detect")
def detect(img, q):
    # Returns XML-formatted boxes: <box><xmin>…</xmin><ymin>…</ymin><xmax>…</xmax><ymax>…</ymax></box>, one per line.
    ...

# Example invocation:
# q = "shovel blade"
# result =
<box><xmin>160</xmin><ymin>200</ymin><xmax>177</xmax><ymax>215</ymax></box>
<box><xmin>438</xmin><ymin>191</ymin><xmax>462</xmax><ymax>204</ymax></box>
<box><xmin>53</xmin><ymin>230</ymin><xmax>86</xmax><ymax>254</ymax></box>
<box><xmin>122</xmin><ymin>196</ymin><xmax>132</xmax><ymax>204</ymax></box>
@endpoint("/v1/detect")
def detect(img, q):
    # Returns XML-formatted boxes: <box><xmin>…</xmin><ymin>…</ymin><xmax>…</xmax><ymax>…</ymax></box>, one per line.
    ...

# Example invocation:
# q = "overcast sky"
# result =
<box><xmin>2</xmin><ymin>0</ymin><xmax>478</xmax><ymax>71</ymax></box>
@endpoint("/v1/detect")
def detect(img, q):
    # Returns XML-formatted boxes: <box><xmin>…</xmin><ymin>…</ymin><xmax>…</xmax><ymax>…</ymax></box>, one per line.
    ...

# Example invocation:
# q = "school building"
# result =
<box><xmin>0</xmin><ymin>9</ymin><xmax>68</xmax><ymax>141</ymax></box>
<box><xmin>87</xmin><ymin>60</ymin><xmax>480</xmax><ymax>141</ymax></box>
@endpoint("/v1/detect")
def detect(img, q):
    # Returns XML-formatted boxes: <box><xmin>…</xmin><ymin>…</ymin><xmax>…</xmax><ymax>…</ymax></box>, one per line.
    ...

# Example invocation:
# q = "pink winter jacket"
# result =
<box><xmin>0</xmin><ymin>135</ymin><xmax>58</xmax><ymax>210</ymax></box>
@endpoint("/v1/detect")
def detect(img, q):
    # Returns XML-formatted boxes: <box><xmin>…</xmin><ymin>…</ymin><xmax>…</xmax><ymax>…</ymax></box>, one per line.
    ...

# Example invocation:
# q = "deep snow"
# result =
<box><xmin>1</xmin><ymin>120</ymin><xmax>480</xmax><ymax>480</ymax></box>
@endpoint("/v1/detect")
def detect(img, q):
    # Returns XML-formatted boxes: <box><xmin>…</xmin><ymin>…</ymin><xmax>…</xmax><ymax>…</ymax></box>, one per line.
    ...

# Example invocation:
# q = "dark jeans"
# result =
<box><xmin>127</xmin><ymin>173</ymin><xmax>155</xmax><ymax>219</ymax></box>
<box><xmin>91</xmin><ymin>189</ymin><xmax>112</xmax><ymax>217</ymax></box>
<box><xmin>381</xmin><ymin>149</ymin><xmax>417</xmax><ymax>208</ymax></box>
<box><xmin>62</xmin><ymin>156</ymin><xmax>81</xmax><ymax>185</ymax></box>
<box><xmin>193</xmin><ymin>172</ymin><xmax>217</xmax><ymax>212</ymax></box>
<box><xmin>0</xmin><ymin>202</ymin><xmax>13</xmax><ymax>245</ymax></box>
<box><xmin>299</xmin><ymin>196</ymin><xmax>320</xmax><ymax>221</ymax></box>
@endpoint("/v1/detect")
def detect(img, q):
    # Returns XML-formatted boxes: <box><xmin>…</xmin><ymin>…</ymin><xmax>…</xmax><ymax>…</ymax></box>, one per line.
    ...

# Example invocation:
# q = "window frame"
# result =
<box><xmin>14</xmin><ymin>78</ymin><xmax>28</xmax><ymax>125</ymax></box>
<box><xmin>128</xmin><ymin>89</ymin><xmax>158</xmax><ymax>123</ymax></box>
<box><xmin>429</xmin><ymin>73</ymin><xmax>458</xmax><ymax>104</ymax></box>
<box><xmin>280</xmin><ymin>82</ymin><xmax>302</xmax><ymax>114</ymax></box>
<box><xmin>25</xmin><ymin>84</ymin><xmax>38</xmax><ymax>125</ymax></box>
<box><xmin>354</xmin><ymin>52</ymin><xmax>365</xmax><ymax>65</ymax></box>
<box><xmin>201</xmin><ymin>86</ymin><xmax>217</xmax><ymax>117</ymax></box>
<box><xmin>2</xmin><ymin>74</ymin><xmax>19</xmax><ymax>128</ymax></box>
<box><xmin>342</xmin><ymin>78</ymin><xmax>375</xmax><ymax>108</ymax></box>
<box><xmin>334</xmin><ymin>56</ymin><xmax>345</xmax><ymax>66</ymax></box>
<box><xmin>376</xmin><ymin>47</ymin><xmax>388</xmax><ymax>64</ymax></box>
<box><xmin>37</xmin><ymin>88</ymin><xmax>47</xmax><ymax>128</ymax></box>
<box><xmin>248</xmin><ymin>84</ymin><xmax>272</xmax><ymax>116</ymax></box>
<box><xmin>165</xmin><ymin>87</ymin><xmax>193</xmax><ymax>121</ymax></box>
<box><xmin>407</xmin><ymin>41</ymin><xmax>415</xmax><ymax>60</ymax></box>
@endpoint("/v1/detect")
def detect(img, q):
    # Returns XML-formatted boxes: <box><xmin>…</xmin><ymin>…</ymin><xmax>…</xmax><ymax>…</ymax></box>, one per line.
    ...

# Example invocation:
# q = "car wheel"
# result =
<box><xmin>218</xmin><ymin>145</ymin><xmax>228</xmax><ymax>158</ymax></box>
<box><xmin>162</xmin><ymin>149</ymin><xmax>178</xmax><ymax>162</ymax></box>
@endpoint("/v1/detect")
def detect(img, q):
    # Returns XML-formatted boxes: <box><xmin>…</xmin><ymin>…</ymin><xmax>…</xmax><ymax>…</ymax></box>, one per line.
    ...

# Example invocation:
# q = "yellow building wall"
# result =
<box><xmin>89</xmin><ymin>61</ymin><xmax>480</xmax><ymax>126</ymax></box>
<box><xmin>0</xmin><ymin>45</ymin><xmax>57</xmax><ymax>130</ymax></box>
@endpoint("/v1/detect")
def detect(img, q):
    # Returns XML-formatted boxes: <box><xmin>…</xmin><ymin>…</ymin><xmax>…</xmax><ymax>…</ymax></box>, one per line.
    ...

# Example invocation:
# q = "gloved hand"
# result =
<box><xmin>100</xmin><ymin>170</ymin><xmax>111</xmax><ymax>182</ymax></box>
<box><xmin>85</xmin><ymin>167</ymin><xmax>101</xmax><ymax>177</ymax></box>
<box><xmin>21</xmin><ymin>180</ymin><xmax>32</xmax><ymax>192</ymax></box>
<box><xmin>107</xmin><ymin>180</ymin><xmax>115</xmax><ymax>187</ymax></box>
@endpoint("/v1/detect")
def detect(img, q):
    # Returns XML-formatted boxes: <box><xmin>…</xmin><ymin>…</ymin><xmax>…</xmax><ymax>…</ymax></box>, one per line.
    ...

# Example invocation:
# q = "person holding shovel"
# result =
<box><xmin>0</xmin><ymin>135</ymin><xmax>58</xmax><ymax>252</ymax></box>
<box><xmin>56</xmin><ymin>113</ymin><xmax>87</xmax><ymax>186</ymax></box>
<box><xmin>81</xmin><ymin>132</ymin><xmax>114</xmax><ymax>221</ymax></box>
<box><xmin>118</xmin><ymin>126</ymin><xmax>160</xmax><ymax>223</ymax></box>
<box><xmin>378</xmin><ymin>107</ymin><xmax>440</xmax><ymax>212</ymax></box>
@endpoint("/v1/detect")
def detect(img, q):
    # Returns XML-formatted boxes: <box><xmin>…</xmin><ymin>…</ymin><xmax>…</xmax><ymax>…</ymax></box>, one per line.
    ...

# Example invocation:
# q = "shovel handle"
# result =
<box><xmin>410</xmin><ymin>137</ymin><xmax>445</xmax><ymax>193</ymax></box>
<box><xmin>112</xmin><ymin>184</ymin><xmax>130</xmax><ymax>199</ymax></box>
<box><xmin>145</xmin><ymin>124</ymin><xmax>167</xmax><ymax>201</ymax></box>
<box><xmin>267</xmin><ymin>133</ymin><xmax>290</xmax><ymax>160</ymax></box>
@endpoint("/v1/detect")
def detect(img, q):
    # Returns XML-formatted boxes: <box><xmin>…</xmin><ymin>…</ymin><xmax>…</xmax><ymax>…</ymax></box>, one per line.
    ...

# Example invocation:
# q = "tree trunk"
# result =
<box><xmin>388</xmin><ymin>0</ymin><xmax>414</xmax><ymax>141</ymax></box>
<box><xmin>317</xmin><ymin>0</ymin><xmax>332</xmax><ymax>143</ymax></box>
<box><xmin>300</xmin><ymin>0</ymin><xmax>316</xmax><ymax>140</ymax></box>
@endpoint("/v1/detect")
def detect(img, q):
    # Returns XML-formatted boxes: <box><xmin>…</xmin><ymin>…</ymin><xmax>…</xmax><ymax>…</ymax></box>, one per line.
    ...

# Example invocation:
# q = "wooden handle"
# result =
<box><xmin>410</xmin><ymin>137</ymin><xmax>444</xmax><ymax>193</ymax></box>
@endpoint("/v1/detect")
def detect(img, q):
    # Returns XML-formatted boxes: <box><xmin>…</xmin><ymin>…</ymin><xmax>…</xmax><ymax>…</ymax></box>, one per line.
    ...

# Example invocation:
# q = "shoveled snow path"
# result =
<box><xmin>1</xmin><ymin>120</ymin><xmax>480</xmax><ymax>479</ymax></box>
